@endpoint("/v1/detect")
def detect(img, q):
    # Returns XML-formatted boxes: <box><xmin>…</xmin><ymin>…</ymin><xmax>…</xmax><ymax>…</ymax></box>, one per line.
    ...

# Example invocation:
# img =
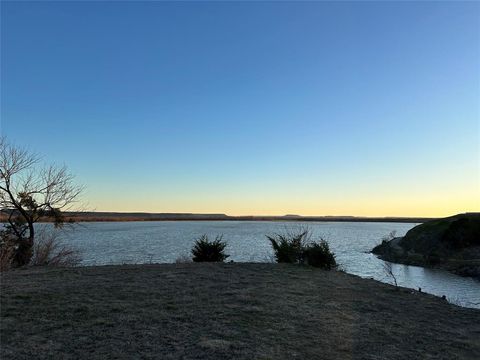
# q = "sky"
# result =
<box><xmin>1</xmin><ymin>1</ymin><xmax>479</xmax><ymax>217</ymax></box>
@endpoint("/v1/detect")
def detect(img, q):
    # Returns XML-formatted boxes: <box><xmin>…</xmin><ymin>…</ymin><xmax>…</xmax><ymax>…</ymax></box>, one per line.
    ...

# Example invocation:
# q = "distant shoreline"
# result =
<box><xmin>0</xmin><ymin>211</ymin><xmax>431</xmax><ymax>223</ymax></box>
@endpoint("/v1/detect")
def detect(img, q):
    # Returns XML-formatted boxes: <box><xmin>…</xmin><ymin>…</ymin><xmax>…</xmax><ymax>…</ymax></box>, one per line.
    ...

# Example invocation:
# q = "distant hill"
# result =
<box><xmin>373</xmin><ymin>213</ymin><xmax>480</xmax><ymax>279</ymax></box>
<box><xmin>0</xmin><ymin>210</ymin><xmax>433</xmax><ymax>223</ymax></box>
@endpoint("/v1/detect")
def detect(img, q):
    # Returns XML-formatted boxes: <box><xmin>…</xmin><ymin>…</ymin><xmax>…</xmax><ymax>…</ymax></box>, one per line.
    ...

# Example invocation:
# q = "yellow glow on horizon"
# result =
<box><xmin>84</xmin><ymin>170</ymin><xmax>479</xmax><ymax>218</ymax></box>
<box><xmin>87</xmin><ymin>192</ymin><xmax>479</xmax><ymax>218</ymax></box>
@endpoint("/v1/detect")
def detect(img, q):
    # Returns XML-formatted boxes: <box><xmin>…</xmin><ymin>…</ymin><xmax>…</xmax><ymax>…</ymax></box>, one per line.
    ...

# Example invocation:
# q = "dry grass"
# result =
<box><xmin>30</xmin><ymin>232</ymin><xmax>81</xmax><ymax>267</ymax></box>
<box><xmin>175</xmin><ymin>254</ymin><xmax>193</xmax><ymax>263</ymax></box>
<box><xmin>0</xmin><ymin>240</ymin><xmax>14</xmax><ymax>272</ymax></box>
<box><xmin>1</xmin><ymin>263</ymin><xmax>479</xmax><ymax>359</ymax></box>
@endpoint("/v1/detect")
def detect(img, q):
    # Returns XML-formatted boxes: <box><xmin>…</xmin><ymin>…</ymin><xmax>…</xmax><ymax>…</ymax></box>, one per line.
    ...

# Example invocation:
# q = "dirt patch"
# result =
<box><xmin>1</xmin><ymin>263</ymin><xmax>479</xmax><ymax>359</ymax></box>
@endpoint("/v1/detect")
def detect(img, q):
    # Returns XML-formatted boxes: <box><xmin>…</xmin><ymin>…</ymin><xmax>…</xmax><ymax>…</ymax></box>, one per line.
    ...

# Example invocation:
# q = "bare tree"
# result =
<box><xmin>0</xmin><ymin>137</ymin><xmax>83</xmax><ymax>267</ymax></box>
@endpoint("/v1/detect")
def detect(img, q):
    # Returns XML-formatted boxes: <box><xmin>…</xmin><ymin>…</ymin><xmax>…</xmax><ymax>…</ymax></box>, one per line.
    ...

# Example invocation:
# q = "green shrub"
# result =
<box><xmin>267</xmin><ymin>229</ymin><xmax>336</xmax><ymax>269</ymax></box>
<box><xmin>266</xmin><ymin>230</ymin><xmax>308</xmax><ymax>264</ymax></box>
<box><xmin>303</xmin><ymin>240</ymin><xmax>336</xmax><ymax>269</ymax></box>
<box><xmin>191</xmin><ymin>235</ymin><xmax>229</xmax><ymax>262</ymax></box>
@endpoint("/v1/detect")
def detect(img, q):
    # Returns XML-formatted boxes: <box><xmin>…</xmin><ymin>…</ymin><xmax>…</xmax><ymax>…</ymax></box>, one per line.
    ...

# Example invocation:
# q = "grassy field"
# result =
<box><xmin>1</xmin><ymin>263</ymin><xmax>479</xmax><ymax>359</ymax></box>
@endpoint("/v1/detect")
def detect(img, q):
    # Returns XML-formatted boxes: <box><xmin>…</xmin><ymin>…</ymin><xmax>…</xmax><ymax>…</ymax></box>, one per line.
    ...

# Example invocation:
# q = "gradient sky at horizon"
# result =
<box><xmin>1</xmin><ymin>1</ymin><xmax>479</xmax><ymax>217</ymax></box>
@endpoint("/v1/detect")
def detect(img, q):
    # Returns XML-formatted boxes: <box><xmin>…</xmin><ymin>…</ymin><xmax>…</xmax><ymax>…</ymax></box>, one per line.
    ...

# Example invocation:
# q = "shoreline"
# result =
<box><xmin>0</xmin><ymin>214</ymin><xmax>429</xmax><ymax>224</ymax></box>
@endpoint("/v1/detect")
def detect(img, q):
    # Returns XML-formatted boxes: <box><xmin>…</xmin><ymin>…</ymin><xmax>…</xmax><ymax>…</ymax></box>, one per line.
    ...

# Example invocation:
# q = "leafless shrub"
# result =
<box><xmin>383</xmin><ymin>261</ymin><xmax>398</xmax><ymax>288</ymax></box>
<box><xmin>381</xmin><ymin>230</ymin><xmax>397</xmax><ymax>243</ymax></box>
<box><xmin>31</xmin><ymin>231</ymin><xmax>81</xmax><ymax>267</ymax></box>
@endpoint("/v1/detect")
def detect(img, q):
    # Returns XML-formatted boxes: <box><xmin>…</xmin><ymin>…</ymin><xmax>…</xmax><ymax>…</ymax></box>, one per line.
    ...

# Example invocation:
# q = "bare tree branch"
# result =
<box><xmin>0</xmin><ymin>136</ymin><xmax>84</xmax><ymax>266</ymax></box>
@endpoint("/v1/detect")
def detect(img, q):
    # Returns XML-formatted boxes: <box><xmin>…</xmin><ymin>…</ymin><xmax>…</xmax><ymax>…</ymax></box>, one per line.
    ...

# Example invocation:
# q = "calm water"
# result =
<box><xmin>42</xmin><ymin>221</ymin><xmax>479</xmax><ymax>309</ymax></box>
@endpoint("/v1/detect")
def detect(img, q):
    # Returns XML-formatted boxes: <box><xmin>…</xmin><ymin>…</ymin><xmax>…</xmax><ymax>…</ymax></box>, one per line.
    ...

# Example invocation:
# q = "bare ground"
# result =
<box><xmin>1</xmin><ymin>263</ymin><xmax>479</xmax><ymax>359</ymax></box>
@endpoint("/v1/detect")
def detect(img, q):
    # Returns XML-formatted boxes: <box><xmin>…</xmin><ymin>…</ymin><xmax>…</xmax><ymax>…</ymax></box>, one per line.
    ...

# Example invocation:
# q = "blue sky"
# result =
<box><xmin>1</xmin><ymin>1</ymin><xmax>479</xmax><ymax>216</ymax></box>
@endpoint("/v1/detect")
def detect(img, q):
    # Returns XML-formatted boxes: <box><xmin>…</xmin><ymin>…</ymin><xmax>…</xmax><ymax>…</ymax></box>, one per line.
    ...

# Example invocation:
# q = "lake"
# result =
<box><xmin>41</xmin><ymin>221</ymin><xmax>480</xmax><ymax>308</ymax></box>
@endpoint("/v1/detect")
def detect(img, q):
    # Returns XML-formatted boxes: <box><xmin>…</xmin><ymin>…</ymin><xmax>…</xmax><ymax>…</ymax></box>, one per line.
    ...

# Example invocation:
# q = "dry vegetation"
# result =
<box><xmin>0</xmin><ymin>240</ymin><xmax>15</xmax><ymax>272</ymax></box>
<box><xmin>30</xmin><ymin>232</ymin><xmax>81</xmax><ymax>267</ymax></box>
<box><xmin>1</xmin><ymin>263</ymin><xmax>479</xmax><ymax>359</ymax></box>
<box><xmin>0</xmin><ymin>231</ymin><xmax>81</xmax><ymax>272</ymax></box>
